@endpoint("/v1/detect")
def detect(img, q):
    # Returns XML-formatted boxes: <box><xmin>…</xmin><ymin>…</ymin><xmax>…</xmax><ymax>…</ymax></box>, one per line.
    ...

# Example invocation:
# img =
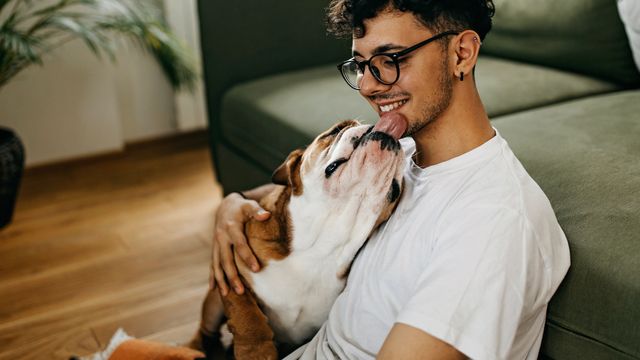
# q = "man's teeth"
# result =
<box><xmin>380</xmin><ymin>100</ymin><xmax>407</xmax><ymax>112</ymax></box>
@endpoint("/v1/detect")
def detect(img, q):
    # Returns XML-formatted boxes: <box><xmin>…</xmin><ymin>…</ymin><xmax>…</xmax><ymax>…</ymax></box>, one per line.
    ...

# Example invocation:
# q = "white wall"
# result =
<box><xmin>0</xmin><ymin>1</ymin><xmax>206</xmax><ymax>167</ymax></box>
<box><xmin>114</xmin><ymin>42</ymin><xmax>178</xmax><ymax>143</ymax></box>
<box><xmin>164</xmin><ymin>0</ymin><xmax>209</xmax><ymax>132</ymax></box>
<box><xmin>0</xmin><ymin>40</ymin><xmax>126</xmax><ymax>166</ymax></box>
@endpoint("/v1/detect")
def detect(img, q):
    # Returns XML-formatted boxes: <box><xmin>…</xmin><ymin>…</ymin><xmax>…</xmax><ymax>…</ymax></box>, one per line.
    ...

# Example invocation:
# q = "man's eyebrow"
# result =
<box><xmin>352</xmin><ymin>43</ymin><xmax>406</xmax><ymax>57</ymax></box>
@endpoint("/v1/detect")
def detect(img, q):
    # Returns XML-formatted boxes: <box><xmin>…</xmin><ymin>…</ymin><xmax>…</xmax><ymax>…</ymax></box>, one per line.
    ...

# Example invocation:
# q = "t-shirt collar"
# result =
<box><xmin>404</xmin><ymin>127</ymin><xmax>502</xmax><ymax>180</ymax></box>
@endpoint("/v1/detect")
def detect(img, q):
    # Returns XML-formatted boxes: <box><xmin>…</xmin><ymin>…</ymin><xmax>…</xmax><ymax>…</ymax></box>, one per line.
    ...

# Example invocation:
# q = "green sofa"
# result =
<box><xmin>197</xmin><ymin>0</ymin><xmax>640</xmax><ymax>358</ymax></box>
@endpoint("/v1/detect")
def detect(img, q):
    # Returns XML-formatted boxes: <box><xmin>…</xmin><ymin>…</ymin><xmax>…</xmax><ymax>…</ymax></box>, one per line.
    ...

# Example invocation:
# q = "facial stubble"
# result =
<box><xmin>405</xmin><ymin>49</ymin><xmax>453</xmax><ymax>137</ymax></box>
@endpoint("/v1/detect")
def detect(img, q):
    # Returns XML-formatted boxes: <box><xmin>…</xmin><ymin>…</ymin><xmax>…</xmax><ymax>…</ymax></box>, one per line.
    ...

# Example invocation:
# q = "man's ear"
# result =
<box><xmin>453</xmin><ymin>30</ymin><xmax>481</xmax><ymax>80</ymax></box>
<box><xmin>271</xmin><ymin>149</ymin><xmax>304</xmax><ymax>194</ymax></box>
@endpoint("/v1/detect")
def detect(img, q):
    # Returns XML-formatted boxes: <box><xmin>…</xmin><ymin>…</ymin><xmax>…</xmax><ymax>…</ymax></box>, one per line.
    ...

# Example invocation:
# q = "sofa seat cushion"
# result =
<box><xmin>492</xmin><ymin>90</ymin><xmax>640</xmax><ymax>359</ymax></box>
<box><xmin>220</xmin><ymin>57</ymin><xmax>620</xmax><ymax>172</ymax></box>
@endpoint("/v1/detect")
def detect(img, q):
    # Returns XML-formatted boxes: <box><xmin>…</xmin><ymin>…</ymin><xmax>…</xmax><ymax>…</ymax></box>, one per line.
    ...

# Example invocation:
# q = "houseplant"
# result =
<box><xmin>0</xmin><ymin>0</ymin><xmax>198</xmax><ymax>89</ymax></box>
<box><xmin>0</xmin><ymin>0</ymin><xmax>199</xmax><ymax>228</ymax></box>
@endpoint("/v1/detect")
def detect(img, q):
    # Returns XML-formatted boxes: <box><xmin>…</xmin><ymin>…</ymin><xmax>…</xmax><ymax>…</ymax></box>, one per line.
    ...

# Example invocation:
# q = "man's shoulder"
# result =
<box><xmin>453</xmin><ymin>138</ymin><xmax>551</xmax><ymax>215</ymax></box>
<box><xmin>436</xmin><ymin>159</ymin><xmax>557</xmax><ymax>239</ymax></box>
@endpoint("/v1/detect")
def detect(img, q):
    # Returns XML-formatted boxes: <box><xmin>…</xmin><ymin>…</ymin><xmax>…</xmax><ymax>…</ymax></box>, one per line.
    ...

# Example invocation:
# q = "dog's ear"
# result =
<box><xmin>272</xmin><ymin>149</ymin><xmax>304</xmax><ymax>195</ymax></box>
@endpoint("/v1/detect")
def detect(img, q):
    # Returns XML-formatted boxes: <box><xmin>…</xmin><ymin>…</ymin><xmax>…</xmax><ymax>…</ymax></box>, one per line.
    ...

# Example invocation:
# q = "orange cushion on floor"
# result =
<box><xmin>109</xmin><ymin>338</ymin><xmax>204</xmax><ymax>360</ymax></box>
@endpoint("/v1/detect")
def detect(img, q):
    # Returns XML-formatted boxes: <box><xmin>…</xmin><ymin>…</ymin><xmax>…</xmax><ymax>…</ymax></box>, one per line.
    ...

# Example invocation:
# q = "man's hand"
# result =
<box><xmin>211</xmin><ymin>191</ymin><xmax>271</xmax><ymax>296</ymax></box>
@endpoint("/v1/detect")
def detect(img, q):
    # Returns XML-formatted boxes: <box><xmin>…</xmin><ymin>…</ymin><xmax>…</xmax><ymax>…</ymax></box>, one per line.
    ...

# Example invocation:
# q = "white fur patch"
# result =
<box><xmin>219</xmin><ymin>323</ymin><xmax>233</xmax><ymax>349</ymax></box>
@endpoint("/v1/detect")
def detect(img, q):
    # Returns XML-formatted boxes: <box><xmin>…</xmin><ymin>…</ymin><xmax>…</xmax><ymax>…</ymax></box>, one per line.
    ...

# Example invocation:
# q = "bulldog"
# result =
<box><xmin>190</xmin><ymin>117</ymin><xmax>407</xmax><ymax>359</ymax></box>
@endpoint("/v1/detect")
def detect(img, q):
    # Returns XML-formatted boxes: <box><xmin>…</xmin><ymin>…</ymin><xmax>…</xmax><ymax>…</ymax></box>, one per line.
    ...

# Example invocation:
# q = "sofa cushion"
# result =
<box><xmin>482</xmin><ymin>0</ymin><xmax>640</xmax><ymax>87</ymax></box>
<box><xmin>492</xmin><ymin>90</ymin><xmax>640</xmax><ymax>359</ymax></box>
<box><xmin>220</xmin><ymin>57</ymin><xmax>619</xmax><ymax>171</ymax></box>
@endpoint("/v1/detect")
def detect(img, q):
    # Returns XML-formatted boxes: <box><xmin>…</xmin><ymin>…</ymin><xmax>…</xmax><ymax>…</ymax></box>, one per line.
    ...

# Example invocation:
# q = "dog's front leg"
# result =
<box><xmin>221</xmin><ymin>286</ymin><xmax>278</xmax><ymax>360</ymax></box>
<box><xmin>187</xmin><ymin>289</ymin><xmax>227</xmax><ymax>359</ymax></box>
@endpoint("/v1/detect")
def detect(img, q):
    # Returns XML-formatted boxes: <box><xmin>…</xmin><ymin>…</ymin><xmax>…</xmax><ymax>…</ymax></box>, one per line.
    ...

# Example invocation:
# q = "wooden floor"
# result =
<box><xmin>0</xmin><ymin>132</ymin><xmax>223</xmax><ymax>359</ymax></box>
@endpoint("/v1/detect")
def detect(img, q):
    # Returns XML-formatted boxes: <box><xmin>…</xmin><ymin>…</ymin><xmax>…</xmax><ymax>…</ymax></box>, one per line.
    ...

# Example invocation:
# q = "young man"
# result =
<box><xmin>210</xmin><ymin>0</ymin><xmax>571</xmax><ymax>358</ymax></box>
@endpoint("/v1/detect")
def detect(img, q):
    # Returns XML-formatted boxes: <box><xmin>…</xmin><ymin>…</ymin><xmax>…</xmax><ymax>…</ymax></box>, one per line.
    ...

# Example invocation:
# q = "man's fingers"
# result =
<box><xmin>220</xmin><ymin>243</ymin><xmax>244</xmax><ymax>295</ymax></box>
<box><xmin>237</xmin><ymin>244</ymin><xmax>260</xmax><ymax>272</ymax></box>
<box><xmin>212</xmin><ymin>244</ymin><xmax>228</xmax><ymax>296</ymax></box>
<box><xmin>229</xmin><ymin>227</ymin><xmax>260</xmax><ymax>272</ymax></box>
<box><xmin>253</xmin><ymin>210</ymin><xmax>271</xmax><ymax>221</ymax></box>
<box><xmin>210</xmin><ymin>239</ymin><xmax>218</xmax><ymax>290</ymax></box>
<box><xmin>209</xmin><ymin>268</ymin><xmax>220</xmax><ymax>291</ymax></box>
<box><xmin>241</xmin><ymin>201</ymin><xmax>270</xmax><ymax>221</ymax></box>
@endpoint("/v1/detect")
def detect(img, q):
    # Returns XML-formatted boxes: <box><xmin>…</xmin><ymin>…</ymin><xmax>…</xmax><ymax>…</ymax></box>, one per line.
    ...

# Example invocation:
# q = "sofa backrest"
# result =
<box><xmin>197</xmin><ymin>0</ymin><xmax>349</xmax><ymax>128</ymax></box>
<box><xmin>482</xmin><ymin>0</ymin><xmax>640</xmax><ymax>87</ymax></box>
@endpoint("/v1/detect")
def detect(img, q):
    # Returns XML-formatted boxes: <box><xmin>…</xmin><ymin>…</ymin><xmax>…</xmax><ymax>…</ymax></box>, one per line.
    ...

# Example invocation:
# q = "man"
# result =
<box><xmin>210</xmin><ymin>0</ymin><xmax>571</xmax><ymax>358</ymax></box>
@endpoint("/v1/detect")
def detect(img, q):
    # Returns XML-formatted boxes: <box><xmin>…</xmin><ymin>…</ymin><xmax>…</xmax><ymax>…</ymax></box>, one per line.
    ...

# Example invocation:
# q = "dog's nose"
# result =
<box><xmin>362</xmin><ymin>131</ymin><xmax>401</xmax><ymax>152</ymax></box>
<box><xmin>351</xmin><ymin>125</ymin><xmax>374</xmax><ymax>150</ymax></box>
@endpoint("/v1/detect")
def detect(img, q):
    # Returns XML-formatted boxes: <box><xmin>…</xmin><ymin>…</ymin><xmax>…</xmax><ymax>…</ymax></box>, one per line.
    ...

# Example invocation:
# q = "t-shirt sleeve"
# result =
<box><xmin>395</xmin><ymin>206</ymin><xmax>548</xmax><ymax>360</ymax></box>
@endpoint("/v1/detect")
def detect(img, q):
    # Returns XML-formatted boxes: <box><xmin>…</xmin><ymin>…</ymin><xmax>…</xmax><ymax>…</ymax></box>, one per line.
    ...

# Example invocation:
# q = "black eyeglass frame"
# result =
<box><xmin>337</xmin><ymin>30</ymin><xmax>460</xmax><ymax>90</ymax></box>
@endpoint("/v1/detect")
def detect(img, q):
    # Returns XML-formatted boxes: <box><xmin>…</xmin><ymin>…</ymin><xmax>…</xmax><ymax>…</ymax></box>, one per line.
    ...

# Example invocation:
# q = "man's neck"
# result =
<box><xmin>411</xmin><ymin>83</ymin><xmax>495</xmax><ymax>168</ymax></box>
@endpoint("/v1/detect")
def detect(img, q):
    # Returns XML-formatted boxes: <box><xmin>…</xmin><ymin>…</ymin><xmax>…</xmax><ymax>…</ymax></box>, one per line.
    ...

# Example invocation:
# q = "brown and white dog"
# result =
<box><xmin>190</xmin><ymin>119</ymin><xmax>405</xmax><ymax>359</ymax></box>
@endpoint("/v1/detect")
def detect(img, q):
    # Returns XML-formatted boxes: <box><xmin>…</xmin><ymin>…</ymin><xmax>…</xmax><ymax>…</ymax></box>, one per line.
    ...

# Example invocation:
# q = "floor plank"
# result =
<box><xmin>0</xmin><ymin>131</ymin><xmax>222</xmax><ymax>359</ymax></box>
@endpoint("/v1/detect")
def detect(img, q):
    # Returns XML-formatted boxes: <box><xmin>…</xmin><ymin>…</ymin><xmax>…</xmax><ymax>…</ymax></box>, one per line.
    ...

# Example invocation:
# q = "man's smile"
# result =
<box><xmin>376</xmin><ymin>99</ymin><xmax>409</xmax><ymax>113</ymax></box>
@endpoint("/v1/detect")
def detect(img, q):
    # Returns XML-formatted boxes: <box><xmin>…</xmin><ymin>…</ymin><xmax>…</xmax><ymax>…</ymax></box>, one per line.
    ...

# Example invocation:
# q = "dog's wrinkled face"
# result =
<box><xmin>273</xmin><ymin>119</ymin><xmax>404</xmax><ymax>227</ymax></box>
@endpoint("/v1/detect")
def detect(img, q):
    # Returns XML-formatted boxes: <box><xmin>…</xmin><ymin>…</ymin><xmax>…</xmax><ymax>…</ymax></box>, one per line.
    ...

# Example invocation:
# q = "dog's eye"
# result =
<box><xmin>325</xmin><ymin>158</ymin><xmax>348</xmax><ymax>178</ymax></box>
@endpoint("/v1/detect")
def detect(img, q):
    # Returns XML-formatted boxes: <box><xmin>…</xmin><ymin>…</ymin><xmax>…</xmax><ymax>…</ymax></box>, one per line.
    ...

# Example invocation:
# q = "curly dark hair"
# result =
<box><xmin>326</xmin><ymin>0</ymin><xmax>495</xmax><ymax>41</ymax></box>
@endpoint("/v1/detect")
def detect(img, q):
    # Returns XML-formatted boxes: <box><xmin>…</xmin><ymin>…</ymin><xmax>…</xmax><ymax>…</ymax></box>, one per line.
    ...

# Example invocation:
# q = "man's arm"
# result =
<box><xmin>377</xmin><ymin>323</ymin><xmax>468</xmax><ymax>360</ymax></box>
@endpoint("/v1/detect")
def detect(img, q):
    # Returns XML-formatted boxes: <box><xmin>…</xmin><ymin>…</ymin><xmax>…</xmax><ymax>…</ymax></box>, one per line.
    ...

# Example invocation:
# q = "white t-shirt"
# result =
<box><xmin>285</xmin><ymin>130</ymin><xmax>571</xmax><ymax>360</ymax></box>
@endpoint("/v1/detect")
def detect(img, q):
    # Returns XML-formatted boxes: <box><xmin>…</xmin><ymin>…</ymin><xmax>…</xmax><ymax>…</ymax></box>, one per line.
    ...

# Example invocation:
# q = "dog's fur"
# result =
<box><xmin>189</xmin><ymin>120</ymin><xmax>405</xmax><ymax>359</ymax></box>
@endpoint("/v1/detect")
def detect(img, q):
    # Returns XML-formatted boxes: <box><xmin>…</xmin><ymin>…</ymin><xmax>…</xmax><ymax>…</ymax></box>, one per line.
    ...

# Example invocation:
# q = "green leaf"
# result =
<box><xmin>0</xmin><ymin>27</ymin><xmax>43</xmax><ymax>63</ymax></box>
<box><xmin>0</xmin><ymin>0</ymin><xmax>198</xmax><ymax>91</ymax></box>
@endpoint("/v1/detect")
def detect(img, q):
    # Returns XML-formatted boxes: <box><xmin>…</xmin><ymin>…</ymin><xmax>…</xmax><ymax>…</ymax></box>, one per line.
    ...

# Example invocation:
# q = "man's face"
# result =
<box><xmin>352</xmin><ymin>9</ymin><xmax>453</xmax><ymax>137</ymax></box>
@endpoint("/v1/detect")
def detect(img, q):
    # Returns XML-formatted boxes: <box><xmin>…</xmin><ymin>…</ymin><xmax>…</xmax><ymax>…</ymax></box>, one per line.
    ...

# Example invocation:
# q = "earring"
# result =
<box><xmin>460</xmin><ymin>72</ymin><xmax>464</xmax><ymax>81</ymax></box>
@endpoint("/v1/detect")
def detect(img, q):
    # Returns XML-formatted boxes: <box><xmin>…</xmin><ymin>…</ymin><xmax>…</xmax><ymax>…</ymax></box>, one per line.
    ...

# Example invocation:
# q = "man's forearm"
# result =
<box><xmin>240</xmin><ymin>184</ymin><xmax>278</xmax><ymax>201</ymax></box>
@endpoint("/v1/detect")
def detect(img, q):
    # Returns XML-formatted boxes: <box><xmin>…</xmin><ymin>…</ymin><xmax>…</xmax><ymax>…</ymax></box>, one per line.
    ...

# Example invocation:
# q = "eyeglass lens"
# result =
<box><xmin>341</xmin><ymin>54</ymin><xmax>399</xmax><ymax>89</ymax></box>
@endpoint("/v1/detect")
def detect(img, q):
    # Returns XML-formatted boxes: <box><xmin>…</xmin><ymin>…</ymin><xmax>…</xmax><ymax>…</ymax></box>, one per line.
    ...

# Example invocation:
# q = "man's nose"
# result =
<box><xmin>358</xmin><ymin>66</ymin><xmax>391</xmax><ymax>97</ymax></box>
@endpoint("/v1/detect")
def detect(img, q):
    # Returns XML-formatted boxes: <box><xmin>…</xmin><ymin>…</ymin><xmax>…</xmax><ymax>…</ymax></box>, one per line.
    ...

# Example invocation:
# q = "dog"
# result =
<box><xmin>190</xmin><ymin>119</ymin><xmax>406</xmax><ymax>359</ymax></box>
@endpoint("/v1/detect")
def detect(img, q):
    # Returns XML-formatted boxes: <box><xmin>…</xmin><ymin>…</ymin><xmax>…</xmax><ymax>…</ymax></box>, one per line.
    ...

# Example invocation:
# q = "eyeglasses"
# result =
<box><xmin>337</xmin><ymin>31</ymin><xmax>459</xmax><ymax>90</ymax></box>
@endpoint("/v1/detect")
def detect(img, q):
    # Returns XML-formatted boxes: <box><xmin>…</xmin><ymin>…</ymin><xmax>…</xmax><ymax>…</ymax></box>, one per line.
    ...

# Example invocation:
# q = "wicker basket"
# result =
<box><xmin>0</xmin><ymin>127</ymin><xmax>25</xmax><ymax>229</ymax></box>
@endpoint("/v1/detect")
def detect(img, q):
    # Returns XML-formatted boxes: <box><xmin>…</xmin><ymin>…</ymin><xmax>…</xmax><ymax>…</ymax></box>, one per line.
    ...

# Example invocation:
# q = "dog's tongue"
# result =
<box><xmin>373</xmin><ymin>112</ymin><xmax>408</xmax><ymax>140</ymax></box>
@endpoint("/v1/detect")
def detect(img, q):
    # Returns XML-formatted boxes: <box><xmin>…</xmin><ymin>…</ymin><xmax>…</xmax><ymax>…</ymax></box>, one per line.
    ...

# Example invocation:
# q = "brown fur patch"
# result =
<box><xmin>271</xmin><ymin>149</ymin><xmax>304</xmax><ymax>196</ymax></box>
<box><xmin>221</xmin><ymin>285</ymin><xmax>278</xmax><ymax>360</ymax></box>
<box><xmin>187</xmin><ymin>289</ymin><xmax>226</xmax><ymax>357</ymax></box>
<box><xmin>288</xmin><ymin>153</ymin><xmax>303</xmax><ymax>196</ymax></box>
<box><xmin>238</xmin><ymin>186</ymin><xmax>293</xmax><ymax>286</ymax></box>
